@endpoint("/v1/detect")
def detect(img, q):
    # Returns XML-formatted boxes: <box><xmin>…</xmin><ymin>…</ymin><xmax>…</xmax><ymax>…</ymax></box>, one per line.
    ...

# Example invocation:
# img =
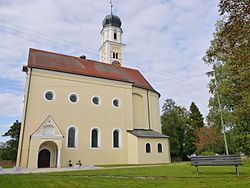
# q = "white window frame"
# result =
<box><xmin>112</xmin><ymin>128</ymin><xmax>122</xmax><ymax>149</ymax></box>
<box><xmin>145</xmin><ymin>143</ymin><xmax>151</xmax><ymax>153</ymax></box>
<box><xmin>90</xmin><ymin>127</ymin><xmax>101</xmax><ymax>149</ymax></box>
<box><xmin>157</xmin><ymin>143</ymin><xmax>163</xmax><ymax>153</ymax></box>
<box><xmin>68</xmin><ymin>93</ymin><xmax>79</xmax><ymax>104</ymax></box>
<box><xmin>112</xmin><ymin>98</ymin><xmax>121</xmax><ymax>108</ymax></box>
<box><xmin>91</xmin><ymin>96</ymin><xmax>101</xmax><ymax>106</ymax></box>
<box><xmin>66</xmin><ymin>125</ymin><xmax>78</xmax><ymax>149</ymax></box>
<box><xmin>44</xmin><ymin>90</ymin><xmax>56</xmax><ymax>102</ymax></box>
<box><xmin>114</xmin><ymin>32</ymin><xmax>117</xmax><ymax>40</ymax></box>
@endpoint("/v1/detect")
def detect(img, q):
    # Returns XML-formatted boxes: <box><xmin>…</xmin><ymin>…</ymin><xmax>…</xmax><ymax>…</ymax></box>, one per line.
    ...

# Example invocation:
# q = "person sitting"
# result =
<box><xmin>76</xmin><ymin>160</ymin><xmax>82</xmax><ymax>167</ymax></box>
<box><xmin>68</xmin><ymin>160</ymin><xmax>73</xmax><ymax>167</ymax></box>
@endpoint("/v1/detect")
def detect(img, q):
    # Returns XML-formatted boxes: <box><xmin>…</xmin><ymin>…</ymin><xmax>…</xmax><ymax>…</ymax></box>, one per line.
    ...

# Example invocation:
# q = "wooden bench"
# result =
<box><xmin>191</xmin><ymin>155</ymin><xmax>242</xmax><ymax>175</ymax></box>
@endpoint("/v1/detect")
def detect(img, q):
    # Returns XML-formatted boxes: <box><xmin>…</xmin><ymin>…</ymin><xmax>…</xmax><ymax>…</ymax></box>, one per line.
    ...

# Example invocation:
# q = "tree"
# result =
<box><xmin>161</xmin><ymin>99</ymin><xmax>190</xmax><ymax>160</ymax></box>
<box><xmin>189</xmin><ymin>102</ymin><xmax>204</xmax><ymax>129</ymax></box>
<box><xmin>0</xmin><ymin>141</ymin><xmax>7</xmax><ymax>160</ymax></box>
<box><xmin>1</xmin><ymin>120</ymin><xmax>21</xmax><ymax>161</ymax></box>
<box><xmin>203</xmin><ymin>0</ymin><xmax>250</xmax><ymax>154</ymax></box>
<box><xmin>182</xmin><ymin>102</ymin><xmax>205</xmax><ymax>156</ymax></box>
<box><xmin>0</xmin><ymin>141</ymin><xmax>6</xmax><ymax>150</ymax></box>
<box><xmin>194</xmin><ymin>127</ymin><xmax>224</xmax><ymax>154</ymax></box>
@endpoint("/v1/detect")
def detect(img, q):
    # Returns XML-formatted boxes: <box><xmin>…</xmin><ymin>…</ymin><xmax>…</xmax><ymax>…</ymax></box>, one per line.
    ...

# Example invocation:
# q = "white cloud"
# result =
<box><xmin>0</xmin><ymin>93</ymin><xmax>23</xmax><ymax>117</ymax></box>
<box><xmin>0</xmin><ymin>124</ymin><xmax>11</xmax><ymax>129</ymax></box>
<box><xmin>0</xmin><ymin>0</ymin><xmax>219</xmax><ymax>119</ymax></box>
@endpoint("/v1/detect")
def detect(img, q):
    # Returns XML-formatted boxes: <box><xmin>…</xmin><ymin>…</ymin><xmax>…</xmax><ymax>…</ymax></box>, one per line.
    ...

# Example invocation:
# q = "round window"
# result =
<box><xmin>69</xmin><ymin>94</ymin><xmax>78</xmax><ymax>103</ymax></box>
<box><xmin>92</xmin><ymin>96</ymin><xmax>100</xmax><ymax>105</ymax></box>
<box><xmin>45</xmin><ymin>91</ymin><xmax>54</xmax><ymax>101</ymax></box>
<box><xmin>113</xmin><ymin>99</ymin><xmax>120</xmax><ymax>107</ymax></box>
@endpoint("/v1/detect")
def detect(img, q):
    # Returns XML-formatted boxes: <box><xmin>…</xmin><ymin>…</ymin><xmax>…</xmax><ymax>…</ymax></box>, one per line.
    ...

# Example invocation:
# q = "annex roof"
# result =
<box><xmin>26</xmin><ymin>48</ymin><xmax>158</xmax><ymax>93</ymax></box>
<box><xmin>127</xmin><ymin>129</ymin><xmax>169</xmax><ymax>138</ymax></box>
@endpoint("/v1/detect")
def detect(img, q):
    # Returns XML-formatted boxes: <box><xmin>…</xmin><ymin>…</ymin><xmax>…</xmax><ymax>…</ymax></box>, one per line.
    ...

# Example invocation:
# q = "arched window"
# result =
<box><xmin>116</xmin><ymin>52</ymin><xmax>119</xmax><ymax>59</ymax></box>
<box><xmin>113</xmin><ymin>52</ymin><xmax>116</xmax><ymax>58</ymax></box>
<box><xmin>91</xmin><ymin>129</ymin><xmax>98</xmax><ymax>148</ymax></box>
<box><xmin>158</xmin><ymin>143</ymin><xmax>163</xmax><ymax>153</ymax></box>
<box><xmin>146</xmin><ymin>143</ymin><xmax>151</xmax><ymax>153</ymax></box>
<box><xmin>114</xmin><ymin>32</ymin><xmax>117</xmax><ymax>40</ymax></box>
<box><xmin>68</xmin><ymin>127</ymin><xmax>76</xmax><ymax>148</ymax></box>
<box><xmin>113</xmin><ymin>130</ymin><xmax>119</xmax><ymax>148</ymax></box>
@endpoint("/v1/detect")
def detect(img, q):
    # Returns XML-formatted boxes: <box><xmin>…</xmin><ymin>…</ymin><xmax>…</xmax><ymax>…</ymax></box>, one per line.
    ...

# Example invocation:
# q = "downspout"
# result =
<box><xmin>147</xmin><ymin>90</ymin><xmax>151</xmax><ymax>130</ymax></box>
<box><xmin>17</xmin><ymin>67</ymin><xmax>32</xmax><ymax>167</ymax></box>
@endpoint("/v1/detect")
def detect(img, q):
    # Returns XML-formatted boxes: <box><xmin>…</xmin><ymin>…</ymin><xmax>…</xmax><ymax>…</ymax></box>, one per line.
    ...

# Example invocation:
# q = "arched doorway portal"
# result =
<box><xmin>38</xmin><ymin>149</ymin><xmax>50</xmax><ymax>168</ymax></box>
<box><xmin>37</xmin><ymin>141</ymin><xmax>58</xmax><ymax>168</ymax></box>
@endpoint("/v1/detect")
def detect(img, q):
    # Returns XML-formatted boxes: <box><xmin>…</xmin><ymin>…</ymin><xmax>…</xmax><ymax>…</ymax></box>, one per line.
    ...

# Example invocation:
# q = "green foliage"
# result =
<box><xmin>161</xmin><ymin>100</ymin><xmax>210</xmax><ymax>159</ymax></box>
<box><xmin>203</xmin><ymin>0</ymin><xmax>250</xmax><ymax>154</ymax></box>
<box><xmin>201</xmin><ymin>151</ymin><xmax>216</xmax><ymax>156</ymax></box>
<box><xmin>1</xmin><ymin>120</ymin><xmax>21</xmax><ymax>161</ymax></box>
<box><xmin>189</xmin><ymin>102</ymin><xmax>204</xmax><ymax>129</ymax></box>
<box><xmin>161</xmin><ymin>99</ymin><xmax>191</xmax><ymax>160</ymax></box>
<box><xmin>194</xmin><ymin>127</ymin><xmax>224</xmax><ymax>154</ymax></box>
<box><xmin>0</xmin><ymin>142</ymin><xmax>6</xmax><ymax>160</ymax></box>
<box><xmin>242</xmin><ymin>156</ymin><xmax>250</xmax><ymax>164</ymax></box>
<box><xmin>185</xmin><ymin>102</ymin><xmax>205</xmax><ymax>156</ymax></box>
<box><xmin>183</xmin><ymin>127</ymin><xmax>196</xmax><ymax>157</ymax></box>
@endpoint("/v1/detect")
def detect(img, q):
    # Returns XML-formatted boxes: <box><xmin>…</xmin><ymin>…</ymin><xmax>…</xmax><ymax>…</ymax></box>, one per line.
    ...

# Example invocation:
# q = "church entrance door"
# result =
<box><xmin>38</xmin><ymin>149</ymin><xmax>50</xmax><ymax>168</ymax></box>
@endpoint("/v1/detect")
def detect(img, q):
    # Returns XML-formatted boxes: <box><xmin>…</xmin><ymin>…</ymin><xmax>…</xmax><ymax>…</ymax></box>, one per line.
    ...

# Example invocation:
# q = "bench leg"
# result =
<box><xmin>235</xmin><ymin>165</ymin><xmax>239</xmax><ymax>176</ymax></box>
<box><xmin>196</xmin><ymin>166</ymin><xmax>199</xmax><ymax>175</ymax></box>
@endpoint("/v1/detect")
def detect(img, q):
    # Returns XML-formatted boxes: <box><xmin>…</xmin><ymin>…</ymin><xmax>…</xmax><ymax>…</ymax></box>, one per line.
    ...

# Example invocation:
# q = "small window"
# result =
<box><xmin>92</xmin><ymin>96</ymin><xmax>101</xmax><ymax>105</ymax></box>
<box><xmin>114</xmin><ymin>33</ymin><xmax>117</xmax><ymax>40</ymax></box>
<box><xmin>68</xmin><ymin>93</ymin><xmax>78</xmax><ymax>103</ymax></box>
<box><xmin>158</xmin><ymin>143</ymin><xmax>163</xmax><ymax>153</ymax></box>
<box><xmin>112</xmin><ymin>98</ymin><xmax>121</xmax><ymax>108</ymax></box>
<box><xmin>68</xmin><ymin>127</ymin><xmax>76</xmax><ymax>148</ymax></box>
<box><xmin>113</xmin><ymin>52</ymin><xmax>116</xmax><ymax>58</ymax></box>
<box><xmin>116</xmin><ymin>52</ymin><xmax>118</xmax><ymax>59</ymax></box>
<box><xmin>44</xmin><ymin>91</ymin><xmax>55</xmax><ymax>101</ymax></box>
<box><xmin>113</xmin><ymin>130</ymin><xmax>119</xmax><ymax>148</ymax></box>
<box><xmin>91</xmin><ymin>129</ymin><xmax>98</xmax><ymax>148</ymax></box>
<box><xmin>146</xmin><ymin>143</ymin><xmax>151</xmax><ymax>153</ymax></box>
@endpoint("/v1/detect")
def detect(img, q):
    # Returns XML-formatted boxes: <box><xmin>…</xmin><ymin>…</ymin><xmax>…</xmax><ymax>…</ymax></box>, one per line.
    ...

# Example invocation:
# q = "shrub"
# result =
<box><xmin>201</xmin><ymin>151</ymin><xmax>216</xmax><ymax>156</ymax></box>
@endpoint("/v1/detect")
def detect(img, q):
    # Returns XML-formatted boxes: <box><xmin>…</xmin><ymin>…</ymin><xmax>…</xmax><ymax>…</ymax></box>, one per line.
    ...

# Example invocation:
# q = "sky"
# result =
<box><xmin>0</xmin><ymin>0</ymin><xmax>219</xmax><ymax>142</ymax></box>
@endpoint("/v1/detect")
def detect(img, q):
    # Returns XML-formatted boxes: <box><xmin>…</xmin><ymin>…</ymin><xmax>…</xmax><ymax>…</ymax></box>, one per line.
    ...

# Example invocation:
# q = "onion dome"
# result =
<box><xmin>102</xmin><ymin>14</ymin><xmax>122</xmax><ymax>28</ymax></box>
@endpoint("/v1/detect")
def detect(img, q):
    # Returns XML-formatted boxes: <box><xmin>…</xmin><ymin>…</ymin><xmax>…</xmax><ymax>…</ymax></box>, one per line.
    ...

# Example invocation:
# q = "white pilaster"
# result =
<box><xmin>57</xmin><ymin>149</ymin><xmax>61</xmax><ymax>168</ymax></box>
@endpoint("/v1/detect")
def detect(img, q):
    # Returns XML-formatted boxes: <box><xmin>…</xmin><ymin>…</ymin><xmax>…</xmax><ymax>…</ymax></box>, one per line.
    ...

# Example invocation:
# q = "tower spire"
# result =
<box><xmin>110</xmin><ymin>0</ymin><xmax>113</xmax><ymax>15</ymax></box>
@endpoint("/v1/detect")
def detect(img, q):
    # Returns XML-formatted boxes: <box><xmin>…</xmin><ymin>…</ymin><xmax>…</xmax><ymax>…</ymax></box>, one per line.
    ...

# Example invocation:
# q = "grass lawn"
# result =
<box><xmin>0</xmin><ymin>159</ymin><xmax>249</xmax><ymax>188</ymax></box>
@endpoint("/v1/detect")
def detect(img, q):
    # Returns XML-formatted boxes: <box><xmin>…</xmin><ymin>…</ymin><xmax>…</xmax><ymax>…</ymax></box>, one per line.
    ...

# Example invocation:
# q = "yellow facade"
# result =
<box><xmin>17</xmin><ymin>67</ymin><xmax>170</xmax><ymax>168</ymax></box>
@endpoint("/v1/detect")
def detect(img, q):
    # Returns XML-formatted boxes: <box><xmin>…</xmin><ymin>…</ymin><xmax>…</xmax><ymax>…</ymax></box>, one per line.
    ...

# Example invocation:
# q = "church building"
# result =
<box><xmin>16</xmin><ymin>10</ymin><xmax>170</xmax><ymax>168</ymax></box>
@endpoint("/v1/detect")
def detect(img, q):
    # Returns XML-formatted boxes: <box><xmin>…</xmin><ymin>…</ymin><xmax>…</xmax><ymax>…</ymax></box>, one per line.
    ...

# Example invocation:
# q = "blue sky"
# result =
<box><xmin>0</xmin><ymin>0</ymin><xmax>219</xmax><ymax>142</ymax></box>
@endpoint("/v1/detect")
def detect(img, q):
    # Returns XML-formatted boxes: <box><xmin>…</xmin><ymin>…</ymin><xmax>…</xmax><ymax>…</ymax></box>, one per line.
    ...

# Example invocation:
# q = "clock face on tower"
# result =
<box><xmin>112</xmin><ymin>60</ymin><xmax>121</xmax><ymax>66</ymax></box>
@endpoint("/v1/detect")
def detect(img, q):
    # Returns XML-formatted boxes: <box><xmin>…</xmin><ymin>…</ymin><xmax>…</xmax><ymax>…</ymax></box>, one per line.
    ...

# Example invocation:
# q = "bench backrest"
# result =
<box><xmin>191</xmin><ymin>154</ymin><xmax>242</xmax><ymax>166</ymax></box>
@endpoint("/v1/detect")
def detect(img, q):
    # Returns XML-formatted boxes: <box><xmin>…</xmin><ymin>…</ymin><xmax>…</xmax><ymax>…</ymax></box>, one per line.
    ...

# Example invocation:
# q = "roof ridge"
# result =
<box><xmin>29</xmin><ymin>48</ymin><xmax>140</xmax><ymax>72</ymax></box>
<box><xmin>27</xmin><ymin>48</ymin><xmax>159</xmax><ymax>95</ymax></box>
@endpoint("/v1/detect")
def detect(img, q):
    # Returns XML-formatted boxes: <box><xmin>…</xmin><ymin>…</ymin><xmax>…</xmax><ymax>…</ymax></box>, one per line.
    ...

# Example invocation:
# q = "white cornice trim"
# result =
<box><xmin>32</xmin><ymin>134</ymin><xmax>63</xmax><ymax>139</ymax></box>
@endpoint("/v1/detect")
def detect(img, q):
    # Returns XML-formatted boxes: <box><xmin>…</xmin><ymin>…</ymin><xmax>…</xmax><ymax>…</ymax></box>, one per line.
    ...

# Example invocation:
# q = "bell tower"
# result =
<box><xmin>99</xmin><ymin>1</ymin><xmax>124</xmax><ymax>66</ymax></box>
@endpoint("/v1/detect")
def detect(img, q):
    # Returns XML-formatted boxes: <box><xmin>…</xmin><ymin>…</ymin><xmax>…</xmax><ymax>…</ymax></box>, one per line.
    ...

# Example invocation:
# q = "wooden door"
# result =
<box><xmin>38</xmin><ymin>149</ymin><xmax>50</xmax><ymax>168</ymax></box>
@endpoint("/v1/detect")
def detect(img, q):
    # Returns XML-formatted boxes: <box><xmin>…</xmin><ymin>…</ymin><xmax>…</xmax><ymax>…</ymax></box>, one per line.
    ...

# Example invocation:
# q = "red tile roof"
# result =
<box><xmin>26</xmin><ymin>48</ymin><xmax>159</xmax><ymax>94</ymax></box>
